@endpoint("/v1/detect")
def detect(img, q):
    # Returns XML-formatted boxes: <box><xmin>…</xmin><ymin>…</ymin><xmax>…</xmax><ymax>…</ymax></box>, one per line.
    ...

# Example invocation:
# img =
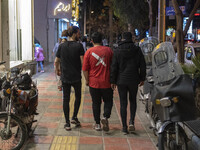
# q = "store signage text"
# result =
<box><xmin>54</xmin><ymin>2</ymin><xmax>71</xmax><ymax>16</ymax></box>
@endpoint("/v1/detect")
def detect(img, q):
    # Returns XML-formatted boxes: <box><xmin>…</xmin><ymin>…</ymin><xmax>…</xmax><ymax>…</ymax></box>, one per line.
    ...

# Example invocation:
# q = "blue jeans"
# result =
<box><xmin>37</xmin><ymin>61</ymin><xmax>44</xmax><ymax>72</ymax></box>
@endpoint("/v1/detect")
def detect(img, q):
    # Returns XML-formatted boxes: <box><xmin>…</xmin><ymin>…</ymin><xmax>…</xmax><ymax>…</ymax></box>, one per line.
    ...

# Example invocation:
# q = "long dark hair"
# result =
<box><xmin>67</xmin><ymin>26</ymin><xmax>79</xmax><ymax>37</ymax></box>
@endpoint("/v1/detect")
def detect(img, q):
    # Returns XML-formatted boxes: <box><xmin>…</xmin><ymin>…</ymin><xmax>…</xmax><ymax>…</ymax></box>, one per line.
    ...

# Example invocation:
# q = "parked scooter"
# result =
<box><xmin>0</xmin><ymin>63</ymin><xmax>38</xmax><ymax>150</ymax></box>
<box><xmin>138</xmin><ymin>37</ymin><xmax>161</xmax><ymax>135</ymax></box>
<box><xmin>151</xmin><ymin>42</ymin><xmax>199</xmax><ymax>150</ymax></box>
<box><xmin>138</xmin><ymin>37</ymin><xmax>159</xmax><ymax>101</ymax></box>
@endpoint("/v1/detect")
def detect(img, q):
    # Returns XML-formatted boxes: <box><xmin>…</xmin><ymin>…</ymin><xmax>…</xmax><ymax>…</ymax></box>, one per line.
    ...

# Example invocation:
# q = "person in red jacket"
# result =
<box><xmin>82</xmin><ymin>32</ymin><xmax>113</xmax><ymax>131</ymax></box>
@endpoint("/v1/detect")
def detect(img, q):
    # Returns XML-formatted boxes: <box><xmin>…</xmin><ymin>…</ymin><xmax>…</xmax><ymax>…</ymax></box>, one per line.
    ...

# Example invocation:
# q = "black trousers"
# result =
<box><xmin>62</xmin><ymin>81</ymin><xmax>81</xmax><ymax>123</ymax></box>
<box><xmin>89</xmin><ymin>87</ymin><xmax>113</xmax><ymax>124</ymax></box>
<box><xmin>117</xmin><ymin>84</ymin><xmax>138</xmax><ymax>128</ymax></box>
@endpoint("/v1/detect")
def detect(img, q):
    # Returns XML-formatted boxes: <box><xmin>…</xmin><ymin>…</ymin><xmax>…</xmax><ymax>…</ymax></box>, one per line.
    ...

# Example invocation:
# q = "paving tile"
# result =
<box><xmin>79</xmin><ymin>137</ymin><xmax>103</xmax><ymax>144</ymax></box>
<box><xmin>28</xmin><ymin>135</ymin><xmax>54</xmax><ymax>144</ymax></box>
<box><xmin>80</xmin><ymin>129</ymin><xmax>102</xmax><ymax>137</ymax></box>
<box><xmin>43</xmin><ymin>112</ymin><xmax>62</xmax><ymax>117</ymax></box>
<box><xmin>102</xmin><ymin>130</ymin><xmax>128</xmax><ymax>137</ymax></box>
<box><xmin>39</xmin><ymin>116</ymin><xmax>61</xmax><ymax>122</ymax></box>
<box><xmin>79</xmin><ymin>144</ymin><xmax>103</xmax><ymax>150</ymax></box>
<box><xmin>83</xmin><ymin>105</ymin><xmax>92</xmax><ymax>110</ymax></box>
<box><xmin>46</xmin><ymin>108</ymin><xmax>63</xmax><ymax>113</ymax></box>
<box><xmin>80</xmin><ymin>123</ymin><xmax>93</xmax><ymax>129</ymax></box>
<box><xmin>39</xmin><ymin>98</ymin><xmax>52</xmax><ymax>102</ymax></box>
<box><xmin>82</xmin><ymin>113</ymin><xmax>94</xmax><ymax>118</ymax></box>
<box><xmin>105</xmin><ymin>144</ymin><xmax>130</xmax><ymax>150</ymax></box>
<box><xmin>51</xmin><ymin>144</ymin><xmax>77</xmax><ymax>150</ymax></box>
<box><xmin>104</xmin><ymin>137</ymin><xmax>128</xmax><ymax>145</ymax></box>
<box><xmin>48</xmin><ymin>105</ymin><xmax>63</xmax><ymax>109</ymax></box>
<box><xmin>82</xmin><ymin>109</ymin><xmax>92</xmax><ymax>113</ymax></box>
<box><xmin>50</xmin><ymin>136</ymin><xmax>78</xmax><ymax>150</ymax></box>
<box><xmin>56</xmin><ymin>129</ymin><xmax>80</xmax><ymax>136</ymax></box>
<box><xmin>52</xmin><ymin>136</ymin><xmax>78</xmax><ymax>144</ymax></box>
<box><xmin>37</xmin><ymin>122</ymin><xmax>59</xmax><ymax>128</ymax></box>
<box><xmin>23</xmin><ymin>143</ymin><xmax>51</xmax><ymax>150</ymax></box>
<box><xmin>128</xmin><ymin>138</ymin><xmax>157</xmax><ymax>150</ymax></box>
<box><xmin>84</xmin><ymin>99</ymin><xmax>92</xmax><ymax>103</ymax></box>
<box><xmin>52</xmin><ymin>98</ymin><xmax>63</xmax><ymax>102</ymax></box>
<box><xmin>34</xmin><ymin>128</ymin><xmax>57</xmax><ymax>135</ymax></box>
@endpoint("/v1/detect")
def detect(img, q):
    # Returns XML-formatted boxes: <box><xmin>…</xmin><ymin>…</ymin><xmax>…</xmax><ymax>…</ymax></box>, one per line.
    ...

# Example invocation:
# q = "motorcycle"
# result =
<box><xmin>0</xmin><ymin>62</ymin><xmax>38</xmax><ymax>150</ymax></box>
<box><xmin>151</xmin><ymin>42</ymin><xmax>200</xmax><ymax>150</ymax></box>
<box><xmin>138</xmin><ymin>37</ymin><xmax>161</xmax><ymax>135</ymax></box>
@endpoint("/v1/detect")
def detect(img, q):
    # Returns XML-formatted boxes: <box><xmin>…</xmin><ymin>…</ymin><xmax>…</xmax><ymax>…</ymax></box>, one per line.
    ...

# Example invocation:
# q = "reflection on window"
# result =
<box><xmin>141</xmin><ymin>43</ymin><xmax>154</xmax><ymax>66</ymax></box>
<box><xmin>154</xmin><ymin>51</ymin><xmax>168</xmax><ymax>66</ymax></box>
<box><xmin>141</xmin><ymin>43</ymin><xmax>154</xmax><ymax>54</ymax></box>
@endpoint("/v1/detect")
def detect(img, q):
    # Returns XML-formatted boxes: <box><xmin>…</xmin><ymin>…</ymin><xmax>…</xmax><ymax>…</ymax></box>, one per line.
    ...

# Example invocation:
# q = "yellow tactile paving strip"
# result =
<box><xmin>50</xmin><ymin>136</ymin><xmax>78</xmax><ymax>150</ymax></box>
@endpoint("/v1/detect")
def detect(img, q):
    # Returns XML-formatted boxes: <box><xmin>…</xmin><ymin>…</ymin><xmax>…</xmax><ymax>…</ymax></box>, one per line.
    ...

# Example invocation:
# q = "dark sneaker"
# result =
<box><xmin>128</xmin><ymin>124</ymin><xmax>135</xmax><ymax>133</ymax></box>
<box><xmin>71</xmin><ymin>118</ymin><xmax>81</xmax><ymax>126</ymax></box>
<box><xmin>122</xmin><ymin>127</ymin><xmax>129</xmax><ymax>135</ymax></box>
<box><xmin>64</xmin><ymin>122</ymin><xmax>71</xmax><ymax>131</ymax></box>
<box><xmin>101</xmin><ymin>117</ymin><xmax>109</xmax><ymax>132</ymax></box>
<box><xmin>93</xmin><ymin>123</ymin><xmax>101</xmax><ymax>131</ymax></box>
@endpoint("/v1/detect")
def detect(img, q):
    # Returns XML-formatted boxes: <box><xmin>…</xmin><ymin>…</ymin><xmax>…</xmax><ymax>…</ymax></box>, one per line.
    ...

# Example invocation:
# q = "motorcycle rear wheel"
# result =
<box><xmin>0</xmin><ymin>113</ymin><xmax>27</xmax><ymax>150</ymax></box>
<box><xmin>158</xmin><ymin>124</ymin><xmax>188</xmax><ymax>150</ymax></box>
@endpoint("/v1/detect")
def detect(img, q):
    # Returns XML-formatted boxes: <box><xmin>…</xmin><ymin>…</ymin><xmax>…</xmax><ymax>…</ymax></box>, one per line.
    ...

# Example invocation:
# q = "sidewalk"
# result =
<box><xmin>22</xmin><ymin>63</ymin><xmax>158</xmax><ymax>150</ymax></box>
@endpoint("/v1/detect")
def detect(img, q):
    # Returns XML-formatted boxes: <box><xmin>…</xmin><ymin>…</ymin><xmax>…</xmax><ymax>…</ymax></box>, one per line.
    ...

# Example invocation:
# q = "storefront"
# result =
<box><xmin>0</xmin><ymin>0</ymin><xmax>34</xmax><ymax>70</ymax></box>
<box><xmin>34</xmin><ymin>0</ymin><xmax>80</xmax><ymax>63</ymax></box>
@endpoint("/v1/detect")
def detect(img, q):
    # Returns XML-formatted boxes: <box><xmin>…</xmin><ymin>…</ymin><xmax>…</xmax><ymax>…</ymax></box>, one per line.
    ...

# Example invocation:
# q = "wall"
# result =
<box><xmin>9</xmin><ymin>0</ymin><xmax>17</xmax><ymax>61</ymax></box>
<box><xmin>1</xmin><ymin>0</ymin><xmax>10</xmax><ymax>69</ymax></box>
<box><xmin>34</xmin><ymin>0</ymin><xmax>56</xmax><ymax>62</ymax></box>
<box><xmin>9</xmin><ymin>0</ymin><xmax>33</xmax><ymax>62</ymax></box>
<box><xmin>19</xmin><ymin>0</ymin><xmax>33</xmax><ymax>61</ymax></box>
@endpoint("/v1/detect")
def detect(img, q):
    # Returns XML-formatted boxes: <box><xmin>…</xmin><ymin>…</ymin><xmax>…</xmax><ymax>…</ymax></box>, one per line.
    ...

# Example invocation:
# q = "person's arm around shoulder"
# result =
<box><xmin>138</xmin><ymin>47</ymin><xmax>146</xmax><ymax>86</ymax></box>
<box><xmin>110</xmin><ymin>49</ymin><xmax>118</xmax><ymax>90</ymax></box>
<box><xmin>82</xmin><ymin>50</ymin><xmax>90</xmax><ymax>86</ymax></box>
<box><xmin>79</xmin><ymin>43</ymin><xmax>85</xmax><ymax>65</ymax></box>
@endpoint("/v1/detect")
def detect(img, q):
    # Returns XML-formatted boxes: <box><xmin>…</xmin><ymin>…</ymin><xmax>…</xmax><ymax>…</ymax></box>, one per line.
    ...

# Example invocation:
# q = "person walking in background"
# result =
<box><xmin>35</xmin><ymin>43</ymin><xmax>45</xmax><ymax>73</ymax></box>
<box><xmin>52</xmin><ymin>38</ymin><xmax>62</xmax><ymax>61</ymax></box>
<box><xmin>54</xmin><ymin>26</ymin><xmax>85</xmax><ymax>131</ymax></box>
<box><xmin>110</xmin><ymin>32</ymin><xmax>146</xmax><ymax>134</ymax></box>
<box><xmin>53</xmin><ymin>31</ymin><xmax>68</xmax><ymax>91</ymax></box>
<box><xmin>82</xmin><ymin>32</ymin><xmax>113</xmax><ymax>131</ymax></box>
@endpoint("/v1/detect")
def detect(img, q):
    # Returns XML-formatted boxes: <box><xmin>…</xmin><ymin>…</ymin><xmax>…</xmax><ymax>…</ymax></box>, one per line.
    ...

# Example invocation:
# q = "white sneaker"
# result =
<box><xmin>93</xmin><ymin>124</ymin><xmax>101</xmax><ymax>131</ymax></box>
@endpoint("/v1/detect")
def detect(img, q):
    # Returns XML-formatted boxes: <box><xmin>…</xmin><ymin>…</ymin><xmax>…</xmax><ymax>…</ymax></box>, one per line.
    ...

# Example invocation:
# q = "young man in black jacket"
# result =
<box><xmin>110</xmin><ymin>32</ymin><xmax>146</xmax><ymax>134</ymax></box>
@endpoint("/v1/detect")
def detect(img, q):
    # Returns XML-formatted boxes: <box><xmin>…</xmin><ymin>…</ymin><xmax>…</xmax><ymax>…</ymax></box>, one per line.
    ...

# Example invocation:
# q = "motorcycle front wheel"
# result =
<box><xmin>0</xmin><ymin>113</ymin><xmax>27</xmax><ymax>150</ymax></box>
<box><xmin>158</xmin><ymin>123</ymin><xmax>188</xmax><ymax>150</ymax></box>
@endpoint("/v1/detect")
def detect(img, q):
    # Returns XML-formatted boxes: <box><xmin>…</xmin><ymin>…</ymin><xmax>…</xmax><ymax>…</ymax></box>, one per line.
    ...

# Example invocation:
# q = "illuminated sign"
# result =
<box><xmin>48</xmin><ymin>0</ymin><xmax>72</xmax><ymax>19</ymax></box>
<box><xmin>54</xmin><ymin>2</ymin><xmax>71</xmax><ymax>16</ymax></box>
<box><xmin>72</xmin><ymin>0</ymin><xmax>79</xmax><ymax>21</ymax></box>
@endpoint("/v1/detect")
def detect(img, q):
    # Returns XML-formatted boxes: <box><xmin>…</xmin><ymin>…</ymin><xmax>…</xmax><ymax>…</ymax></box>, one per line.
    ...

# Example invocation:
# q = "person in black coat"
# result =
<box><xmin>110</xmin><ymin>32</ymin><xmax>146</xmax><ymax>134</ymax></box>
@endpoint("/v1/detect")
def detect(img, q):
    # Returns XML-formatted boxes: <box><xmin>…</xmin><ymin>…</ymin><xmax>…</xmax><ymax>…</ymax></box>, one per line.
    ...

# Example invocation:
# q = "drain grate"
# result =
<box><xmin>184</xmin><ymin>120</ymin><xmax>200</xmax><ymax>137</ymax></box>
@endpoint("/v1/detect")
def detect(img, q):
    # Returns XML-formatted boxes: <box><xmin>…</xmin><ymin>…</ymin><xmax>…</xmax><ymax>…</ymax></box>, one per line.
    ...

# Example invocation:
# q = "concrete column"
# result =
<box><xmin>158</xmin><ymin>0</ymin><xmax>166</xmax><ymax>43</ymax></box>
<box><xmin>1</xmin><ymin>0</ymin><xmax>10</xmax><ymax>69</ymax></box>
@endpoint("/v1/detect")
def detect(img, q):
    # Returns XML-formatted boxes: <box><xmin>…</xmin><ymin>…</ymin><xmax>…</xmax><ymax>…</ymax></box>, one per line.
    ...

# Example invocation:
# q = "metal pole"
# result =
<box><xmin>84</xmin><ymin>0</ymin><xmax>86</xmax><ymax>36</ymax></box>
<box><xmin>158</xmin><ymin>0</ymin><xmax>166</xmax><ymax>43</ymax></box>
<box><xmin>89</xmin><ymin>0</ymin><xmax>91</xmax><ymax>38</ymax></box>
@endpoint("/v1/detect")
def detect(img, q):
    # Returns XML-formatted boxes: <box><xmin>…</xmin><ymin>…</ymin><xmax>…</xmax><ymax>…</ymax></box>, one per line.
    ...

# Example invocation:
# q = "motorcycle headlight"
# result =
<box><xmin>160</xmin><ymin>97</ymin><xmax>171</xmax><ymax>107</ymax></box>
